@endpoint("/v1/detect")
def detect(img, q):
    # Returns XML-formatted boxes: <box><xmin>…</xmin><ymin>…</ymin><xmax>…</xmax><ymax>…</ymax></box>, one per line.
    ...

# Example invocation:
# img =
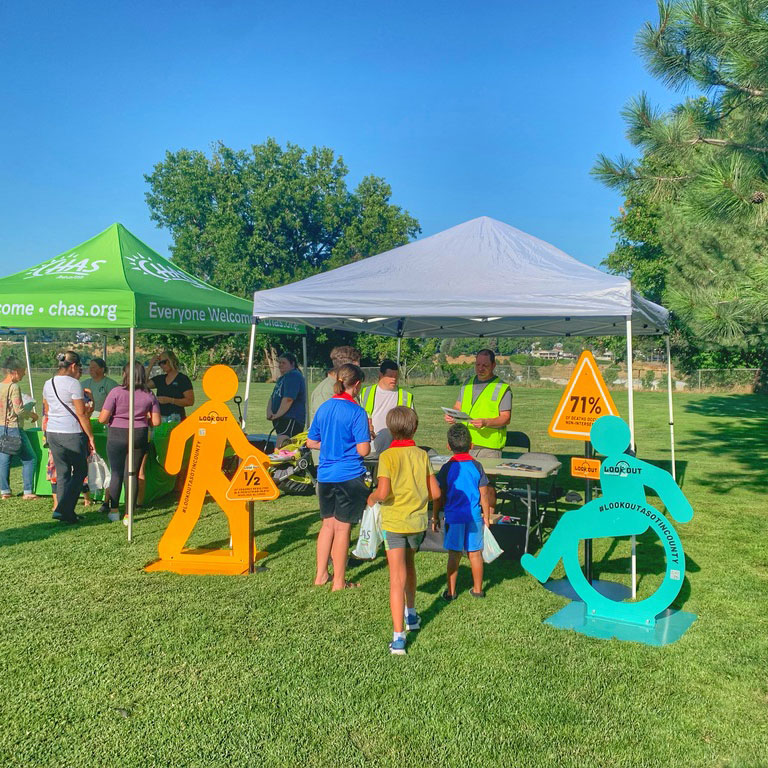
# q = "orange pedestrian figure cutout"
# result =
<box><xmin>145</xmin><ymin>365</ymin><xmax>278</xmax><ymax>575</ymax></box>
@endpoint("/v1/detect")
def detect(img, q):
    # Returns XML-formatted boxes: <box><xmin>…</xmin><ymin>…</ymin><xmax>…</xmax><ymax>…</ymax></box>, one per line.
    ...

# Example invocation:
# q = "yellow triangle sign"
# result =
<box><xmin>548</xmin><ymin>350</ymin><xmax>619</xmax><ymax>440</ymax></box>
<box><xmin>226</xmin><ymin>455</ymin><xmax>280</xmax><ymax>502</ymax></box>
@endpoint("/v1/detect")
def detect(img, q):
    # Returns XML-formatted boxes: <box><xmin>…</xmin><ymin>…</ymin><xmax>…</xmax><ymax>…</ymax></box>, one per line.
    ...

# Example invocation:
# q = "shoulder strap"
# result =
<box><xmin>3</xmin><ymin>383</ymin><xmax>11</xmax><ymax>432</ymax></box>
<box><xmin>50</xmin><ymin>377</ymin><xmax>84</xmax><ymax>433</ymax></box>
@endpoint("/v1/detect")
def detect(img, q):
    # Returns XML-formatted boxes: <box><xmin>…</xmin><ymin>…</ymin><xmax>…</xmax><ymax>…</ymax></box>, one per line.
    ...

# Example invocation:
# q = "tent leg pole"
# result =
<box><xmin>626</xmin><ymin>317</ymin><xmax>636</xmax><ymax>599</ymax></box>
<box><xmin>302</xmin><ymin>335</ymin><xmax>308</xmax><ymax>374</ymax></box>
<box><xmin>127</xmin><ymin>328</ymin><xmax>135</xmax><ymax>543</ymax></box>
<box><xmin>23</xmin><ymin>334</ymin><xmax>34</xmax><ymax>401</ymax></box>
<box><xmin>665</xmin><ymin>335</ymin><xmax>676</xmax><ymax>482</ymax></box>
<box><xmin>242</xmin><ymin>322</ymin><xmax>257</xmax><ymax>430</ymax></box>
<box><xmin>396</xmin><ymin>337</ymin><xmax>402</xmax><ymax>367</ymax></box>
<box><xmin>103</xmin><ymin>334</ymin><xmax>108</xmax><ymax>365</ymax></box>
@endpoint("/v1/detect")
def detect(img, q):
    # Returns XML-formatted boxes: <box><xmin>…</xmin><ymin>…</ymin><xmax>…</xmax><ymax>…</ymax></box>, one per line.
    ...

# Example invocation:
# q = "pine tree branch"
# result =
<box><xmin>709</xmin><ymin>76</ymin><xmax>764</xmax><ymax>98</ymax></box>
<box><xmin>687</xmin><ymin>136</ymin><xmax>768</xmax><ymax>152</ymax></box>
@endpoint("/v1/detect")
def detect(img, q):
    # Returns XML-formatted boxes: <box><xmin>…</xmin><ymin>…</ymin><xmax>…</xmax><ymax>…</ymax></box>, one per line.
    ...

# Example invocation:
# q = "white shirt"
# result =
<box><xmin>370</xmin><ymin>387</ymin><xmax>399</xmax><ymax>436</ymax></box>
<box><xmin>43</xmin><ymin>376</ymin><xmax>84</xmax><ymax>433</ymax></box>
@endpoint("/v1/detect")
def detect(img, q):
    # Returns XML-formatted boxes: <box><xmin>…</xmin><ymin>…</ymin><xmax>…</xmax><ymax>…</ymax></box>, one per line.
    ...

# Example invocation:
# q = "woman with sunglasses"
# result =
<box><xmin>42</xmin><ymin>351</ymin><xmax>95</xmax><ymax>524</ymax></box>
<box><xmin>148</xmin><ymin>350</ymin><xmax>195</xmax><ymax>423</ymax></box>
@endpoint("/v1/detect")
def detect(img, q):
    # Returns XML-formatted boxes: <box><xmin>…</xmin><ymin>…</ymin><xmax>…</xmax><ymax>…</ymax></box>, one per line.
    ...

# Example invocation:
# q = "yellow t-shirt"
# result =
<box><xmin>377</xmin><ymin>444</ymin><xmax>433</xmax><ymax>534</ymax></box>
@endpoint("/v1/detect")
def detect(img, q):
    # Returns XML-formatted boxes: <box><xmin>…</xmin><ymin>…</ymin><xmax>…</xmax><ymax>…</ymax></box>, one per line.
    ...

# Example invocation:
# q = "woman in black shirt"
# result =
<box><xmin>148</xmin><ymin>350</ymin><xmax>195</xmax><ymax>423</ymax></box>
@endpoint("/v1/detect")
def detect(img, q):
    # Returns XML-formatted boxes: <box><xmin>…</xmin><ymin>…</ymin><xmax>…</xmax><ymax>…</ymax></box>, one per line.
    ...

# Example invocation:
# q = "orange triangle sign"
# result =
<box><xmin>226</xmin><ymin>455</ymin><xmax>280</xmax><ymax>502</ymax></box>
<box><xmin>548</xmin><ymin>350</ymin><xmax>619</xmax><ymax>440</ymax></box>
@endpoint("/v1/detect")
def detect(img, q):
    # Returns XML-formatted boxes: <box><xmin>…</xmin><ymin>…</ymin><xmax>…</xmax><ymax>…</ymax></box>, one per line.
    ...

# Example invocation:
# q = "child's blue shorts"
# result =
<box><xmin>444</xmin><ymin>518</ymin><xmax>484</xmax><ymax>552</ymax></box>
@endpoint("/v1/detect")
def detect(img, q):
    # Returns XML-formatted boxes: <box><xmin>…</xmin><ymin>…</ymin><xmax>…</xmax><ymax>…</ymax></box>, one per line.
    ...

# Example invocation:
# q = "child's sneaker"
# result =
<box><xmin>405</xmin><ymin>611</ymin><xmax>421</xmax><ymax>631</ymax></box>
<box><xmin>389</xmin><ymin>636</ymin><xmax>407</xmax><ymax>655</ymax></box>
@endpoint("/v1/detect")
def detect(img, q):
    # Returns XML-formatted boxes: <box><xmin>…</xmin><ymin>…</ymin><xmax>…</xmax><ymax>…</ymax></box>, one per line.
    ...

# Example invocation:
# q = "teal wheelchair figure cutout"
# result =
<box><xmin>521</xmin><ymin>415</ymin><xmax>693</xmax><ymax>628</ymax></box>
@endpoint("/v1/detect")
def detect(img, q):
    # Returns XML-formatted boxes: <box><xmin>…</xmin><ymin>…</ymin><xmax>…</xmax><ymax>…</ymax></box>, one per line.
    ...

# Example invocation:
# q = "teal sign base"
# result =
<box><xmin>544</xmin><ymin>602</ymin><xmax>697</xmax><ymax>646</ymax></box>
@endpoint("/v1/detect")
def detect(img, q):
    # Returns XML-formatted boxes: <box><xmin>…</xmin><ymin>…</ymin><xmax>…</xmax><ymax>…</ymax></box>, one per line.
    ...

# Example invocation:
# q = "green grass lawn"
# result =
<box><xmin>1</xmin><ymin>385</ymin><xmax>767</xmax><ymax>767</ymax></box>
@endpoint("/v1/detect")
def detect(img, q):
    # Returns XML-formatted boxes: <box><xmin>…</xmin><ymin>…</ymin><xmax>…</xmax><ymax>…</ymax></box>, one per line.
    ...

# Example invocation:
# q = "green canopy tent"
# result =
<box><xmin>0</xmin><ymin>223</ymin><xmax>303</xmax><ymax>540</ymax></box>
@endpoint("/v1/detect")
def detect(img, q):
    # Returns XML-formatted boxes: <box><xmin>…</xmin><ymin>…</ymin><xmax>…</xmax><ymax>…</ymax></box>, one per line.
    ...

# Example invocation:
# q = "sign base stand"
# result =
<box><xmin>544</xmin><ymin>578</ymin><xmax>631</xmax><ymax>602</ymax></box>
<box><xmin>544</xmin><ymin>601</ymin><xmax>696</xmax><ymax>646</ymax></box>
<box><xmin>145</xmin><ymin>543</ymin><xmax>268</xmax><ymax>575</ymax></box>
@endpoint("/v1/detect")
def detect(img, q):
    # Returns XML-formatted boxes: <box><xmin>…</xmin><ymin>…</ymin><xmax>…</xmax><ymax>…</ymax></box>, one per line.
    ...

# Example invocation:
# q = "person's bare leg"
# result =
<box><xmin>468</xmin><ymin>549</ymin><xmax>484</xmax><ymax>593</ymax></box>
<box><xmin>404</xmin><ymin>547</ymin><xmax>417</xmax><ymax>612</ymax></box>
<box><xmin>138</xmin><ymin>453</ymin><xmax>148</xmax><ymax>504</ymax></box>
<box><xmin>386</xmin><ymin>547</ymin><xmax>406</xmax><ymax>632</ymax></box>
<box><xmin>330</xmin><ymin>519</ymin><xmax>354</xmax><ymax>590</ymax></box>
<box><xmin>315</xmin><ymin>517</ymin><xmax>334</xmax><ymax>585</ymax></box>
<box><xmin>446</xmin><ymin>550</ymin><xmax>461</xmax><ymax>596</ymax></box>
<box><xmin>488</xmin><ymin>485</ymin><xmax>497</xmax><ymax>515</ymax></box>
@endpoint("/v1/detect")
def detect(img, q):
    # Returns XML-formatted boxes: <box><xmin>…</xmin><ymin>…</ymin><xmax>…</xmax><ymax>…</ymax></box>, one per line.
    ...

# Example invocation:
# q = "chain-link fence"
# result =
<box><xmin>24</xmin><ymin>364</ymin><xmax>763</xmax><ymax>398</ymax></box>
<box><xmin>393</xmin><ymin>364</ymin><xmax>763</xmax><ymax>393</ymax></box>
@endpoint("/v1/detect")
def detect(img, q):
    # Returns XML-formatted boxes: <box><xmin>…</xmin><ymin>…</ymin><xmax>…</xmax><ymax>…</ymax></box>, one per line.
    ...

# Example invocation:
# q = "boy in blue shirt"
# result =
<box><xmin>432</xmin><ymin>424</ymin><xmax>491</xmax><ymax>599</ymax></box>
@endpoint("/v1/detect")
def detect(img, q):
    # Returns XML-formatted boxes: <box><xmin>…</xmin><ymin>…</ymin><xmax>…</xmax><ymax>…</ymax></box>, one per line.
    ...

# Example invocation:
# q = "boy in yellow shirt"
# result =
<box><xmin>368</xmin><ymin>406</ymin><xmax>441</xmax><ymax>655</ymax></box>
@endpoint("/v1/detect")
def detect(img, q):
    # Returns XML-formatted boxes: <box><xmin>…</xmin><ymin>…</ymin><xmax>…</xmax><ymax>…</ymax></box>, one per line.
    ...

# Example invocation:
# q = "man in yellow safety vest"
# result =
<box><xmin>444</xmin><ymin>349</ymin><xmax>511</xmax><ymax>459</ymax></box>
<box><xmin>361</xmin><ymin>359</ymin><xmax>414</xmax><ymax>452</ymax></box>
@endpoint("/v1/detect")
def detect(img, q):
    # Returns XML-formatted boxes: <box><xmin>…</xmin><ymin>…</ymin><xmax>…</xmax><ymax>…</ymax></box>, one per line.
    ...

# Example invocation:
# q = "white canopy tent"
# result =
<box><xmin>249</xmin><ymin>216</ymin><xmax>668</xmax><ymax>339</ymax></box>
<box><xmin>249</xmin><ymin>216</ymin><xmax>676</xmax><ymax>596</ymax></box>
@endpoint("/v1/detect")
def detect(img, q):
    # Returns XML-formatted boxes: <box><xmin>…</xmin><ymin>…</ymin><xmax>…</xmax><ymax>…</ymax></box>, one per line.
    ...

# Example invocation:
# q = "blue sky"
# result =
<box><xmin>0</xmin><ymin>1</ymin><xmax>676</xmax><ymax>274</ymax></box>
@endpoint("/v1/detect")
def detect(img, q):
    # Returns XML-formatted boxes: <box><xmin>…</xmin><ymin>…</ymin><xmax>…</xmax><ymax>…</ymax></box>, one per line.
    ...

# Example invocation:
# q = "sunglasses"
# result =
<box><xmin>159</xmin><ymin>359</ymin><xmax>169</xmax><ymax>365</ymax></box>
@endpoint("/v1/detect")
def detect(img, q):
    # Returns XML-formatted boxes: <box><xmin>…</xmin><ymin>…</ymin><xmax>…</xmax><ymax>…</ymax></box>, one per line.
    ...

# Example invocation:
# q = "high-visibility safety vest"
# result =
<box><xmin>361</xmin><ymin>384</ymin><xmax>414</xmax><ymax>415</ymax></box>
<box><xmin>460</xmin><ymin>376</ymin><xmax>510</xmax><ymax>451</ymax></box>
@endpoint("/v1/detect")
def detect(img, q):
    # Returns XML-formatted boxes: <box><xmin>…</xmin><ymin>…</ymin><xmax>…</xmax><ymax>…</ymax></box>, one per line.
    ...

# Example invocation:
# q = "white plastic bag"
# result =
<box><xmin>352</xmin><ymin>503</ymin><xmax>383</xmax><ymax>559</ymax></box>
<box><xmin>87</xmin><ymin>452</ymin><xmax>111</xmax><ymax>491</ymax></box>
<box><xmin>482</xmin><ymin>525</ymin><xmax>504</xmax><ymax>563</ymax></box>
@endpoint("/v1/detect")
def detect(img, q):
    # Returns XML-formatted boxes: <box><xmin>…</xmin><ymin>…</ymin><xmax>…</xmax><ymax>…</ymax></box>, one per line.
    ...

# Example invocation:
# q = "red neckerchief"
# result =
<box><xmin>450</xmin><ymin>453</ymin><xmax>474</xmax><ymax>462</ymax></box>
<box><xmin>333</xmin><ymin>392</ymin><xmax>358</xmax><ymax>404</ymax></box>
<box><xmin>389</xmin><ymin>439</ymin><xmax>416</xmax><ymax>448</ymax></box>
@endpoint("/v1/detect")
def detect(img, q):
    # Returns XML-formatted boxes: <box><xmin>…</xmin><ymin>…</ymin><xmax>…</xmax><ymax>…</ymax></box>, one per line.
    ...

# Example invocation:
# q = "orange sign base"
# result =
<box><xmin>145</xmin><ymin>544</ymin><xmax>268</xmax><ymax>575</ymax></box>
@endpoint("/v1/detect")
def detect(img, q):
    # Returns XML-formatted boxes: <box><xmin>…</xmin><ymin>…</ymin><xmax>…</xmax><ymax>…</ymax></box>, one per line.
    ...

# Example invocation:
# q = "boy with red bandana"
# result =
<box><xmin>432</xmin><ymin>423</ymin><xmax>492</xmax><ymax>601</ymax></box>
<box><xmin>367</xmin><ymin>406</ymin><xmax>440</xmax><ymax>655</ymax></box>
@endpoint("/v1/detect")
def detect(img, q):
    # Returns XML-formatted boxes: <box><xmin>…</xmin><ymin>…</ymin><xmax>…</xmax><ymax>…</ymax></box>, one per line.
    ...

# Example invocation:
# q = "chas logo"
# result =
<box><xmin>24</xmin><ymin>252</ymin><xmax>105</xmax><ymax>280</ymax></box>
<box><xmin>126</xmin><ymin>251</ymin><xmax>212</xmax><ymax>291</ymax></box>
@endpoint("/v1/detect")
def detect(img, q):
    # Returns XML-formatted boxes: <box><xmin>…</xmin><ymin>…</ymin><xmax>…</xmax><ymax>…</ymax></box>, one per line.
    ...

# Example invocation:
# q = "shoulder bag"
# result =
<box><xmin>0</xmin><ymin>383</ymin><xmax>22</xmax><ymax>456</ymax></box>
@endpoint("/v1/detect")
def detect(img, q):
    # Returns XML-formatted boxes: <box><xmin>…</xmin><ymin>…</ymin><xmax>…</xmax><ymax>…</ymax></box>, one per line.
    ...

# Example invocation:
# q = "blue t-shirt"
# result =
<box><xmin>308</xmin><ymin>396</ymin><xmax>370</xmax><ymax>482</ymax></box>
<box><xmin>437</xmin><ymin>455</ymin><xmax>489</xmax><ymax>524</ymax></box>
<box><xmin>270</xmin><ymin>368</ymin><xmax>306</xmax><ymax>424</ymax></box>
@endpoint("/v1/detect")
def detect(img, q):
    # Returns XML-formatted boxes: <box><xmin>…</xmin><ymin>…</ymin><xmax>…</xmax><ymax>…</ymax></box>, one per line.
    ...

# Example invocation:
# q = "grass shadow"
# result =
<box><xmin>257</xmin><ymin>510</ymin><xmax>320</xmax><ymax>564</ymax></box>
<box><xmin>0</xmin><ymin>508</ymin><xmax>111</xmax><ymax>548</ymax></box>
<box><xmin>682</xmin><ymin>394</ymin><xmax>768</xmax><ymax>494</ymax></box>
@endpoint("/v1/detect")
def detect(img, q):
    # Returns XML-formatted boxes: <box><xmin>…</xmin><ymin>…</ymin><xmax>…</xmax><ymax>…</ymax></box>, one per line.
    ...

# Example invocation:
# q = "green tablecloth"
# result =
<box><xmin>25</xmin><ymin>421</ymin><xmax>177</xmax><ymax>503</ymax></box>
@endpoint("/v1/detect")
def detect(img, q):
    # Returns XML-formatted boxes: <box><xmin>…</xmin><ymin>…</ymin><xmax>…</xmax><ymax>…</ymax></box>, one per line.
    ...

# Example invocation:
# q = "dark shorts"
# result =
<box><xmin>317</xmin><ymin>475</ymin><xmax>368</xmax><ymax>524</ymax></box>
<box><xmin>273</xmin><ymin>417</ymin><xmax>305</xmax><ymax>438</ymax></box>
<box><xmin>383</xmin><ymin>530</ymin><xmax>425</xmax><ymax>551</ymax></box>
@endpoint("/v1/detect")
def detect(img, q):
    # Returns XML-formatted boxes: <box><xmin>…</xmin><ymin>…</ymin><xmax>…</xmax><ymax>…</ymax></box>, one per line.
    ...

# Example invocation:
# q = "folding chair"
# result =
<box><xmin>496</xmin><ymin>451</ymin><xmax>565</xmax><ymax>545</ymax></box>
